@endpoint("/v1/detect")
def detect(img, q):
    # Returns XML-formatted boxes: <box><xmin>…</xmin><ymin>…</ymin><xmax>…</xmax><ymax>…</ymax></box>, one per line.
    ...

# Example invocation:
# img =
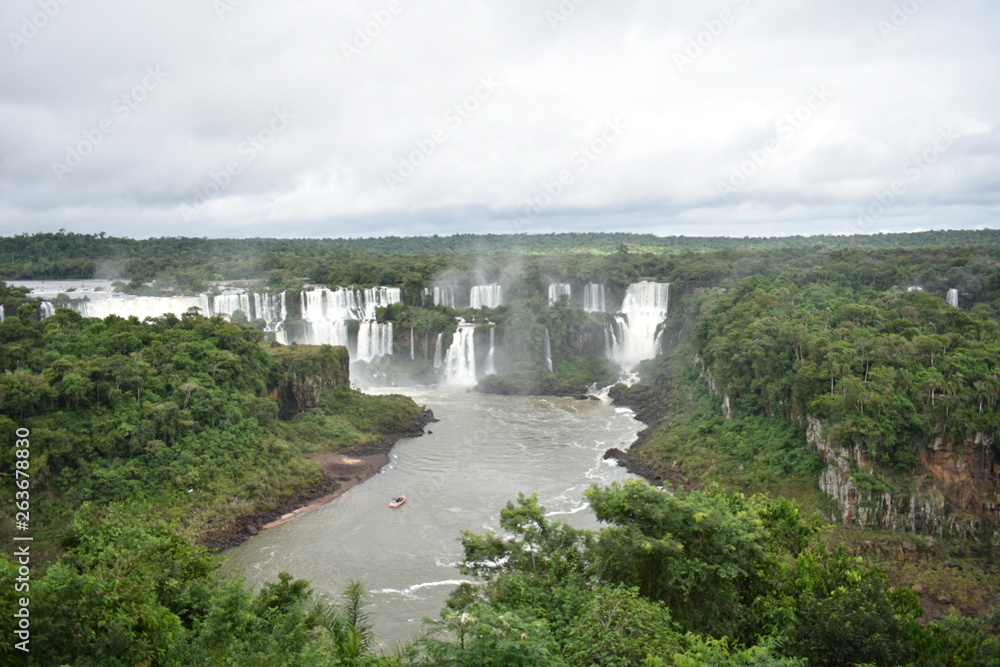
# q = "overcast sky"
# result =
<box><xmin>1</xmin><ymin>0</ymin><xmax>997</xmax><ymax>240</ymax></box>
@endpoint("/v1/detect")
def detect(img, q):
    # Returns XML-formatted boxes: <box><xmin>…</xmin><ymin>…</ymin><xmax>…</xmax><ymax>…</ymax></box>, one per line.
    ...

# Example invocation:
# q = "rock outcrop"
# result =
<box><xmin>269</xmin><ymin>344</ymin><xmax>351</xmax><ymax>418</ymax></box>
<box><xmin>807</xmin><ymin>414</ymin><xmax>1000</xmax><ymax>549</ymax></box>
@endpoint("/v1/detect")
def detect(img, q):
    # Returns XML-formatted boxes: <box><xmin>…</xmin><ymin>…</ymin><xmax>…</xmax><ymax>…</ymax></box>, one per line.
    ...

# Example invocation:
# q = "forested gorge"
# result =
<box><xmin>1</xmin><ymin>229</ymin><xmax>999</xmax><ymax>664</ymax></box>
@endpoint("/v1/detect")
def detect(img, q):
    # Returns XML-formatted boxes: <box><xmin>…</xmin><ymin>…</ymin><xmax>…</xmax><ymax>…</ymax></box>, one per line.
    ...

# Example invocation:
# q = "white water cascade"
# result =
<box><xmin>298</xmin><ymin>287</ymin><xmax>400</xmax><ymax>360</ymax></box>
<box><xmin>544</xmin><ymin>328</ymin><xmax>553</xmax><ymax>373</ymax></box>
<box><xmin>608</xmin><ymin>282</ymin><xmax>670</xmax><ymax>367</ymax></box>
<box><xmin>211</xmin><ymin>292</ymin><xmax>288</xmax><ymax>343</ymax></box>
<box><xmin>356</xmin><ymin>320</ymin><xmax>394</xmax><ymax>362</ymax></box>
<box><xmin>433</xmin><ymin>333</ymin><xmax>443</xmax><ymax>369</ymax></box>
<box><xmin>60</xmin><ymin>285</ymin><xmax>399</xmax><ymax>360</ymax></box>
<box><xmin>423</xmin><ymin>286</ymin><xmax>456</xmax><ymax>310</ymax></box>
<box><xmin>68</xmin><ymin>292</ymin><xmax>290</xmax><ymax>343</ymax></box>
<box><xmin>946</xmin><ymin>288</ymin><xmax>959</xmax><ymax>307</ymax></box>
<box><xmin>410</xmin><ymin>326</ymin><xmax>415</xmax><ymax>360</ymax></box>
<box><xmin>470</xmin><ymin>284</ymin><xmax>502</xmax><ymax>309</ymax></box>
<box><xmin>583</xmin><ymin>283</ymin><xmax>605</xmax><ymax>313</ymax></box>
<box><xmin>548</xmin><ymin>283</ymin><xmax>571</xmax><ymax>305</ymax></box>
<box><xmin>444</xmin><ymin>320</ymin><xmax>477</xmax><ymax>385</ymax></box>
<box><xmin>484</xmin><ymin>326</ymin><xmax>497</xmax><ymax>375</ymax></box>
<box><xmin>72</xmin><ymin>295</ymin><xmax>214</xmax><ymax>320</ymax></box>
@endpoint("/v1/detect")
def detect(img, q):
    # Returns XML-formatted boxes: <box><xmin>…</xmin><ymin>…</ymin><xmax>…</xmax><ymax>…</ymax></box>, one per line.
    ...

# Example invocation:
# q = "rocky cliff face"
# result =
<box><xmin>807</xmin><ymin>415</ymin><xmax>1000</xmax><ymax>549</ymax></box>
<box><xmin>269</xmin><ymin>344</ymin><xmax>351</xmax><ymax>418</ymax></box>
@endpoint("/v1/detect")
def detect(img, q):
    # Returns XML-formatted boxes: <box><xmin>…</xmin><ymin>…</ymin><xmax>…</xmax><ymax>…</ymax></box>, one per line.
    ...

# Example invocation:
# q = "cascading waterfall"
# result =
<box><xmin>62</xmin><ymin>286</ymin><xmax>397</xmax><ymax>360</ymax></box>
<box><xmin>548</xmin><ymin>283</ymin><xmax>571</xmax><ymax>305</ymax></box>
<box><xmin>356</xmin><ymin>320</ymin><xmax>394</xmax><ymax>362</ymax></box>
<box><xmin>423</xmin><ymin>286</ymin><xmax>456</xmax><ymax>309</ymax></box>
<box><xmin>433</xmin><ymin>333</ymin><xmax>443</xmax><ymax>369</ymax></box>
<box><xmin>470</xmin><ymin>284</ymin><xmax>502</xmax><ymax>309</ymax></box>
<box><xmin>484</xmin><ymin>326</ymin><xmax>496</xmax><ymax>375</ymax></box>
<box><xmin>608</xmin><ymin>282</ymin><xmax>669</xmax><ymax>367</ymax></box>
<box><xmin>544</xmin><ymin>328</ymin><xmax>553</xmax><ymax>373</ymax></box>
<box><xmin>946</xmin><ymin>288</ymin><xmax>959</xmax><ymax>307</ymax></box>
<box><xmin>583</xmin><ymin>283</ymin><xmax>605</xmax><ymax>313</ymax></box>
<box><xmin>444</xmin><ymin>320</ymin><xmax>477</xmax><ymax>385</ymax></box>
<box><xmin>604</xmin><ymin>321</ymin><xmax>621</xmax><ymax>359</ymax></box>
<box><xmin>298</xmin><ymin>287</ymin><xmax>400</xmax><ymax>358</ymax></box>
<box><xmin>213</xmin><ymin>291</ymin><xmax>288</xmax><ymax>343</ymax></box>
<box><xmin>39</xmin><ymin>301</ymin><xmax>56</xmax><ymax>318</ymax></box>
<box><xmin>410</xmin><ymin>326</ymin><xmax>415</xmax><ymax>360</ymax></box>
<box><xmin>71</xmin><ymin>295</ymin><xmax>214</xmax><ymax>320</ymax></box>
<box><xmin>299</xmin><ymin>288</ymin><xmax>353</xmax><ymax>347</ymax></box>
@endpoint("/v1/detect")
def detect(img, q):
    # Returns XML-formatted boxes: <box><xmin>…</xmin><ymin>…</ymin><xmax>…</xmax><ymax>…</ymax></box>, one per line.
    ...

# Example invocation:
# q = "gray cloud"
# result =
<box><xmin>1</xmin><ymin>0</ymin><xmax>997</xmax><ymax>239</ymax></box>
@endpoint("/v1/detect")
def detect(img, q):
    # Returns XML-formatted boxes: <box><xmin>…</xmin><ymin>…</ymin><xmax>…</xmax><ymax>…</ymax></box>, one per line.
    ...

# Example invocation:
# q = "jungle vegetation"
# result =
<box><xmin>2</xmin><ymin>228</ymin><xmax>999</xmax><ymax>663</ymax></box>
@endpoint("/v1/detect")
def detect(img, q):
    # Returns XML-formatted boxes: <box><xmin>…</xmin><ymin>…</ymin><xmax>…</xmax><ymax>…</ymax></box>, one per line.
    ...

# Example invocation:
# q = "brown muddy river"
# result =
<box><xmin>220</xmin><ymin>386</ymin><xmax>642</xmax><ymax>647</ymax></box>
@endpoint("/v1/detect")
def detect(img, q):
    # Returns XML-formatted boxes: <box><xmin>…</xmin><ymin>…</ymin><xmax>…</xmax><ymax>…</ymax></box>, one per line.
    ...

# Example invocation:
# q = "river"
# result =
<box><xmin>220</xmin><ymin>385</ymin><xmax>642</xmax><ymax>647</ymax></box>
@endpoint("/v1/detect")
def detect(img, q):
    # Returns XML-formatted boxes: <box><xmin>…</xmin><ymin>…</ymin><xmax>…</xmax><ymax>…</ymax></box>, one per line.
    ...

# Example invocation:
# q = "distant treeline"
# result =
<box><xmin>1</xmin><ymin>229</ymin><xmax>999</xmax><ymax>294</ymax></box>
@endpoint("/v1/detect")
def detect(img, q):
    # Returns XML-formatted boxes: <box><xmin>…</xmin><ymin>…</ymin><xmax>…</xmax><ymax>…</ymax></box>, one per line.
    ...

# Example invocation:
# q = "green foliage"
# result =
<box><xmin>0</xmin><ymin>504</ymin><xmax>361</xmax><ymax>666</ymax></box>
<box><xmin>560</xmin><ymin>585</ymin><xmax>679</xmax><ymax>666</ymax></box>
<box><xmin>767</xmin><ymin>544</ymin><xmax>923</xmax><ymax>666</ymax></box>
<box><xmin>444</xmin><ymin>487</ymin><xmax>996</xmax><ymax>666</ymax></box>
<box><xmin>586</xmin><ymin>482</ymin><xmax>772</xmax><ymax>636</ymax></box>
<box><xmin>0</xmin><ymin>309</ymin><xmax>423</xmax><ymax>548</ymax></box>
<box><xmin>320</xmin><ymin>387</ymin><xmax>425</xmax><ymax>435</ymax></box>
<box><xmin>692</xmin><ymin>279</ymin><xmax>1000</xmax><ymax>468</ymax></box>
<box><xmin>654</xmin><ymin>635</ymin><xmax>806</xmax><ymax>666</ymax></box>
<box><xmin>414</xmin><ymin>603</ymin><xmax>565</xmax><ymax>667</ymax></box>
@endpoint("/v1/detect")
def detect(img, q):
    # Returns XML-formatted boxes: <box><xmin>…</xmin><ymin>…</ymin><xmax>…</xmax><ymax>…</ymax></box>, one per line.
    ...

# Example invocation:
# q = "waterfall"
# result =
<box><xmin>946</xmin><ymin>288</ymin><xmax>959</xmax><ymax>307</ymax></box>
<box><xmin>604</xmin><ymin>320</ymin><xmax>621</xmax><ymax>359</ymax></box>
<box><xmin>298</xmin><ymin>287</ymin><xmax>401</xmax><ymax>357</ymax></box>
<box><xmin>444</xmin><ymin>320</ymin><xmax>477</xmax><ymax>385</ymax></box>
<box><xmin>299</xmin><ymin>289</ymin><xmax>352</xmax><ymax>347</ymax></box>
<box><xmin>356</xmin><ymin>321</ymin><xmax>393</xmax><ymax>362</ymax></box>
<box><xmin>433</xmin><ymin>333</ymin><xmax>443</xmax><ymax>369</ymax></box>
<box><xmin>72</xmin><ymin>295</ymin><xmax>214</xmax><ymax>320</ymax></box>
<box><xmin>608</xmin><ymin>282</ymin><xmax>669</xmax><ymax>367</ymax></box>
<box><xmin>544</xmin><ymin>328</ymin><xmax>553</xmax><ymax>373</ymax></box>
<box><xmin>410</xmin><ymin>326</ymin><xmax>415</xmax><ymax>360</ymax></box>
<box><xmin>39</xmin><ymin>301</ymin><xmax>56</xmax><ymax>318</ymax></box>
<box><xmin>584</xmin><ymin>283</ymin><xmax>605</xmax><ymax>313</ymax></box>
<box><xmin>62</xmin><ymin>285</ymin><xmax>399</xmax><ymax>360</ymax></box>
<box><xmin>484</xmin><ymin>326</ymin><xmax>497</xmax><ymax>375</ymax></box>
<box><xmin>470</xmin><ymin>284</ymin><xmax>502</xmax><ymax>309</ymax></box>
<box><xmin>213</xmin><ymin>291</ymin><xmax>288</xmax><ymax>342</ymax></box>
<box><xmin>423</xmin><ymin>286</ymin><xmax>456</xmax><ymax>309</ymax></box>
<box><xmin>548</xmin><ymin>283</ymin><xmax>571</xmax><ymax>305</ymax></box>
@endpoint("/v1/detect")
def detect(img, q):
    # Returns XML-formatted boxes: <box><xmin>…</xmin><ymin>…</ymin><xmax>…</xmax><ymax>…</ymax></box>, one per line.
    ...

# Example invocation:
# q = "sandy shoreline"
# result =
<box><xmin>261</xmin><ymin>451</ymin><xmax>390</xmax><ymax>529</ymax></box>
<box><xmin>198</xmin><ymin>409</ymin><xmax>435</xmax><ymax>552</ymax></box>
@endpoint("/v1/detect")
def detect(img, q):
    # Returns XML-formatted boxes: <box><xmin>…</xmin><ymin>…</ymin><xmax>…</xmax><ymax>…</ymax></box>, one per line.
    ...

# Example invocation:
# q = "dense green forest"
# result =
<box><xmin>2</xmin><ymin>229</ymin><xmax>1000</xmax><ymax>297</ymax></box>
<box><xmin>2</xmin><ymin>229</ymin><xmax>1000</xmax><ymax>663</ymax></box>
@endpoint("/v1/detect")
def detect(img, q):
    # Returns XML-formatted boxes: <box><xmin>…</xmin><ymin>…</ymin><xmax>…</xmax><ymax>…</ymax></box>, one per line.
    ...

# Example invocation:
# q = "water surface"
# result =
<box><xmin>221</xmin><ymin>386</ymin><xmax>641</xmax><ymax>646</ymax></box>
